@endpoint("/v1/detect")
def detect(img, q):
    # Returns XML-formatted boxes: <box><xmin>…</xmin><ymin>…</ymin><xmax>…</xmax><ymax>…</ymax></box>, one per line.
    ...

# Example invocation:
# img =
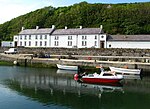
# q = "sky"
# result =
<box><xmin>0</xmin><ymin>0</ymin><xmax>149</xmax><ymax>24</ymax></box>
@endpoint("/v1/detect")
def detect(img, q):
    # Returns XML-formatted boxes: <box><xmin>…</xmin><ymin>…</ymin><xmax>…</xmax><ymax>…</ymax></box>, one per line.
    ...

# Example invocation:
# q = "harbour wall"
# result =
<box><xmin>0</xmin><ymin>47</ymin><xmax>150</xmax><ymax>72</ymax></box>
<box><xmin>0</xmin><ymin>53</ymin><xmax>150</xmax><ymax>72</ymax></box>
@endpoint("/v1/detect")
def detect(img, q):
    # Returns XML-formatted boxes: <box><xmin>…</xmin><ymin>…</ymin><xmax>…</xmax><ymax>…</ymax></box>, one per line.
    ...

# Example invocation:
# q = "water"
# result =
<box><xmin>0</xmin><ymin>66</ymin><xmax>150</xmax><ymax>109</ymax></box>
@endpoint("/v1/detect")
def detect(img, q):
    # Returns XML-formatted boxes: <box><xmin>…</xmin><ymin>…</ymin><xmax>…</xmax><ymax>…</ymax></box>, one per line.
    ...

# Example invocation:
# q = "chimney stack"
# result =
<box><xmin>100</xmin><ymin>25</ymin><xmax>103</xmax><ymax>30</ymax></box>
<box><xmin>80</xmin><ymin>26</ymin><xmax>82</xmax><ymax>29</ymax></box>
<box><xmin>21</xmin><ymin>27</ymin><xmax>25</xmax><ymax>31</ymax></box>
<box><xmin>52</xmin><ymin>25</ymin><xmax>55</xmax><ymax>29</ymax></box>
<box><xmin>65</xmin><ymin>26</ymin><xmax>67</xmax><ymax>29</ymax></box>
<box><xmin>99</xmin><ymin>25</ymin><xmax>103</xmax><ymax>33</ymax></box>
<box><xmin>36</xmin><ymin>26</ymin><xmax>39</xmax><ymax>30</ymax></box>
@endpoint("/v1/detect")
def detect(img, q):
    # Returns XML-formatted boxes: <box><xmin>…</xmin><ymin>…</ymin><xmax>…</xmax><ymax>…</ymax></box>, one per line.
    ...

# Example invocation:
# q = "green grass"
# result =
<box><xmin>0</xmin><ymin>61</ymin><xmax>13</xmax><ymax>66</ymax></box>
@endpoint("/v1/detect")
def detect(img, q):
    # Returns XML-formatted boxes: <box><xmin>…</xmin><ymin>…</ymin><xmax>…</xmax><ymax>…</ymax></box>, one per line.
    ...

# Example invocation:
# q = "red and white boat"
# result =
<box><xmin>74</xmin><ymin>68</ymin><xmax>123</xmax><ymax>84</ymax></box>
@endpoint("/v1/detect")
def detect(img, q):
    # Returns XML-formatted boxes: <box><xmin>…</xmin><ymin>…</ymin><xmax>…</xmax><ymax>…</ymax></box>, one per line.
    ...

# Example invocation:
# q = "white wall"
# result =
<box><xmin>50</xmin><ymin>34</ymin><xmax>101</xmax><ymax>48</ymax></box>
<box><xmin>13</xmin><ymin>35</ymin><xmax>18</xmax><ymax>42</ymax></box>
<box><xmin>107</xmin><ymin>41</ymin><xmax>150</xmax><ymax>49</ymax></box>
<box><xmin>18</xmin><ymin>34</ymin><xmax>50</xmax><ymax>47</ymax></box>
<box><xmin>15</xmin><ymin>34</ymin><xmax>107</xmax><ymax>48</ymax></box>
<box><xmin>77</xmin><ymin>34</ymin><xmax>99</xmax><ymax>48</ymax></box>
<box><xmin>99</xmin><ymin>34</ymin><xmax>107</xmax><ymax>48</ymax></box>
<box><xmin>51</xmin><ymin>35</ymin><xmax>77</xmax><ymax>48</ymax></box>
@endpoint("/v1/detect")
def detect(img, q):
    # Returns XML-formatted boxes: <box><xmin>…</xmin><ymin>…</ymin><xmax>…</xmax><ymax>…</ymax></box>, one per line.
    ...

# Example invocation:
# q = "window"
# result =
<box><xmin>54</xmin><ymin>41</ymin><xmax>59</xmax><ymax>46</ymax></box>
<box><xmin>82</xmin><ymin>41</ymin><xmax>87</xmax><ymax>46</ymax></box>
<box><xmin>68</xmin><ymin>41</ymin><xmax>72</xmax><ymax>46</ymax></box>
<box><xmin>24</xmin><ymin>41</ymin><xmax>26</xmax><ymax>46</ymax></box>
<box><xmin>35</xmin><ymin>35</ymin><xmax>38</xmax><ymax>39</ymax></box>
<box><xmin>29</xmin><ymin>41</ymin><xmax>31</xmax><ymax>46</ymax></box>
<box><xmin>29</xmin><ymin>35</ymin><xmax>31</xmax><ymax>40</ymax></box>
<box><xmin>40</xmin><ymin>41</ymin><xmax>42</xmax><ymax>46</ymax></box>
<box><xmin>55</xmin><ymin>36</ymin><xmax>59</xmax><ymax>40</ymax></box>
<box><xmin>82</xmin><ymin>36</ymin><xmax>87</xmax><ymax>40</ymax></box>
<box><xmin>103</xmin><ymin>73</ymin><xmax>113</xmax><ymax>76</ymax></box>
<box><xmin>95</xmin><ymin>36</ymin><xmax>97</xmax><ymax>39</ymax></box>
<box><xmin>40</xmin><ymin>35</ymin><xmax>42</xmax><ymax>40</ymax></box>
<box><xmin>45</xmin><ymin>35</ymin><xmax>47</xmax><ymax>39</ymax></box>
<box><xmin>24</xmin><ymin>35</ymin><xmax>27</xmax><ymax>40</ymax></box>
<box><xmin>44</xmin><ymin>41</ymin><xmax>47</xmax><ymax>46</ymax></box>
<box><xmin>35</xmin><ymin>41</ymin><xmax>38</xmax><ymax>46</ymax></box>
<box><xmin>20</xmin><ymin>36</ymin><xmax>22</xmax><ymax>40</ymax></box>
<box><xmin>20</xmin><ymin>42</ymin><xmax>22</xmax><ymax>46</ymax></box>
<box><xmin>94</xmin><ymin>41</ymin><xmax>97</xmax><ymax>46</ymax></box>
<box><xmin>89</xmin><ymin>74</ymin><xmax>94</xmax><ymax>77</ymax></box>
<box><xmin>68</xmin><ymin>36</ymin><xmax>72</xmax><ymax>40</ymax></box>
<box><xmin>109</xmin><ymin>44</ymin><xmax>111</xmax><ymax>48</ymax></box>
<box><xmin>101</xmin><ymin>35</ymin><xmax>104</xmax><ymax>38</ymax></box>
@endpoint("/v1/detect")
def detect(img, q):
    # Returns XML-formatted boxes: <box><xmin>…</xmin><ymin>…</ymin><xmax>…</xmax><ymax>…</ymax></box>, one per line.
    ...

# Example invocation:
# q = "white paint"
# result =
<box><xmin>107</xmin><ymin>41</ymin><xmax>150</xmax><ymax>49</ymax></box>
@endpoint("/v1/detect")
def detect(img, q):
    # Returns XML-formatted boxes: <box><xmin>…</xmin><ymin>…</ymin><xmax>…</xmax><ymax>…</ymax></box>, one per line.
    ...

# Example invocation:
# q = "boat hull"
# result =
<box><xmin>57</xmin><ymin>64</ymin><xmax>78</xmax><ymax>71</ymax></box>
<box><xmin>109</xmin><ymin>67</ymin><xmax>141</xmax><ymax>75</ymax></box>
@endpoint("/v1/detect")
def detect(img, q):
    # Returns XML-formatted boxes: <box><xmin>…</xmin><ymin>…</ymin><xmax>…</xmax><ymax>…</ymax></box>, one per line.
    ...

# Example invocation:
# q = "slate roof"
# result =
<box><xmin>19</xmin><ymin>28</ymin><xmax>54</xmax><ymax>35</ymax></box>
<box><xmin>107</xmin><ymin>35</ymin><xmax>150</xmax><ymax>41</ymax></box>
<box><xmin>52</xmin><ymin>28</ymin><xmax>103</xmax><ymax>35</ymax></box>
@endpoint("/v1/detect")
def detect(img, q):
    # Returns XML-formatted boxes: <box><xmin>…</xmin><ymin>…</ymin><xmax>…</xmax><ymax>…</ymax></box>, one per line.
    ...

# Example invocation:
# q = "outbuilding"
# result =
<box><xmin>107</xmin><ymin>35</ymin><xmax>150</xmax><ymax>49</ymax></box>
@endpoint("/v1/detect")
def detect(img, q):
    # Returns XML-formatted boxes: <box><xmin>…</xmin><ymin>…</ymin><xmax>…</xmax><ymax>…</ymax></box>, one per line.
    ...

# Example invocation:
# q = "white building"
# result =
<box><xmin>14</xmin><ymin>25</ymin><xmax>107</xmax><ymax>48</ymax></box>
<box><xmin>1</xmin><ymin>41</ymin><xmax>14</xmax><ymax>47</ymax></box>
<box><xmin>13</xmin><ymin>25</ymin><xmax>150</xmax><ymax>49</ymax></box>
<box><xmin>51</xmin><ymin>26</ymin><xmax>106</xmax><ymax>48</ymax></box>
<box><xmin>14</xmin><ymin>26</ymin><xmax>55</xmax><ymax>48</ymax></box>
<box><xmin>107</xmin><ymin>35</ymin><xmax>150</xmax><ymax>49</ymax></box>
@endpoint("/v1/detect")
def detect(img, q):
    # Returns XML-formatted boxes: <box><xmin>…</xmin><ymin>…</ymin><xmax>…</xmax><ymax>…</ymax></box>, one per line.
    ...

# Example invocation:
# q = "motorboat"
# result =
<box><xmin>56</xmin><ymin>64</ymin><xmax>78</xmax><ymax>71</ymax></box>
<box><xmin>109</xmin><ymin>66</ymin><xmax>141</xmax><ymax>75</ymax></box>
<box><xmin>74</xmin><ymin>68</ymin><xmax>123</xmax><ymax>84</ymax></box>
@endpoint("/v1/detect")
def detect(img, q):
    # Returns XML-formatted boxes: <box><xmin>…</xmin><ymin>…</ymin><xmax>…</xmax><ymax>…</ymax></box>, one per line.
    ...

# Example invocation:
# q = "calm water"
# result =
<box><xmin>0</xmin><ymin>66</ymin><xmax>150</xmax><ymax>109</ymax></box>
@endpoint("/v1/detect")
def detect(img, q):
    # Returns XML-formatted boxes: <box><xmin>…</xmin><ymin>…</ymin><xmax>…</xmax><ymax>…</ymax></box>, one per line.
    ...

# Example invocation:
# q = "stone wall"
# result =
<box><xmin>1</xmin><ymin>47</ymin><xmax>150</xmax><ymax>57</ymax></box>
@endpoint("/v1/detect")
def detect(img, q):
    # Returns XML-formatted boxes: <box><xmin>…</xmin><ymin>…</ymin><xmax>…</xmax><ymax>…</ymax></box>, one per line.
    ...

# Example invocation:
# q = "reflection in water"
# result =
<box><xmin>123</xmin><ymin>74</ymin><xmax>142</xmax><ymax>80</ymax></box>
<box><xmin>56</xmin><ymin>69</ymin><xmax>77</xmax><ymax>74</ymax></box>
<box><xmin>4</xmin><ymin>75</ymin><xmax>124</xmax><ymax>109</ymax></box>
<box><xmin>78</xmin><ymin>82</ymin><xmax>124</xmax><ymax>96</ymax></box>
<box><xmin>0</xmin><ymin>66</ymin><xmax>150</xmax><ymax>109</ymax></box>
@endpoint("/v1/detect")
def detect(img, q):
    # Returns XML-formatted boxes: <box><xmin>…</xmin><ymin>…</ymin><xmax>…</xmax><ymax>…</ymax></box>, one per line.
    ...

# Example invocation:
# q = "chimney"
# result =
<box><xmin>80</xmin><ymin>26</ymin><xmax>82</xmax><ymax>29</ymax></box>
<box><xmin>65</xmin><ymin>26</ymin><xmax>67</xmax><ymax>29</ymax></box>
<box><xmin>100</xmin><ymin>25</ymin><xmax>103</xmax><ymax>30</ymax></box>
<box><xmin>52</xmin><ymin>25</ymin><xmax>55</xmax><ymax>29</ymax></box>
<box><xmin>99</xmin><ymin>25</ymin><xmax>103</xmax><ymax>33</ymax></box>
<box><xmin>21</xmin><ymin>27</ymin><xmax>25</xmax><ymax>31</ymax></box>
<box><xmin>36</xmin><ymin>26</ymin><xmax>39</xmax><ymax>30</ymax></box>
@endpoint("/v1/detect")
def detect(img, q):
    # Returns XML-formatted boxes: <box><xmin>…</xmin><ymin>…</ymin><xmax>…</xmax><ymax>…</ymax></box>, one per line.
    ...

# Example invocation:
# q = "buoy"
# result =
<box><xmin>13</xmin><ymin>61</ymin><xmax>17</xmax><ymax>65</ymax></box>
<box><xmin>74</xmin><ymin>74</ymin><xmax>79</xmax><ymax>80</ymax></box>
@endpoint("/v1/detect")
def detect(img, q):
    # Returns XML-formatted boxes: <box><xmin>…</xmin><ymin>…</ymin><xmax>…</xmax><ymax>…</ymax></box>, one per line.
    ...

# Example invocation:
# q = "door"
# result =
<box><xmin>14</xmin><ymin>41</ymin><xmax>17</xmax><ymax>47</ymax></box>
<box><xmin>100</xmin><ymin>41</ymin><xmax>105</xmax><ymax>48</ymax></box>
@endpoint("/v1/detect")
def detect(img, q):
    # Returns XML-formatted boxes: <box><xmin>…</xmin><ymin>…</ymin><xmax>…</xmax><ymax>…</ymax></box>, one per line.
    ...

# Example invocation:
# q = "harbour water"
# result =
<box><xmin>0</xmin><ymin>66</ymin><xmax>150</xmax><ymax>109</ymax></box>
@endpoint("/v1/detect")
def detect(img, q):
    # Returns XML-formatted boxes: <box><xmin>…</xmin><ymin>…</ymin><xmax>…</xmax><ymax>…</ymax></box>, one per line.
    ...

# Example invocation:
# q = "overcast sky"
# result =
<box><xmin>0</xmin><ymin>0</ymin><xmax>149</xmax><ymax>24</ymax></box>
